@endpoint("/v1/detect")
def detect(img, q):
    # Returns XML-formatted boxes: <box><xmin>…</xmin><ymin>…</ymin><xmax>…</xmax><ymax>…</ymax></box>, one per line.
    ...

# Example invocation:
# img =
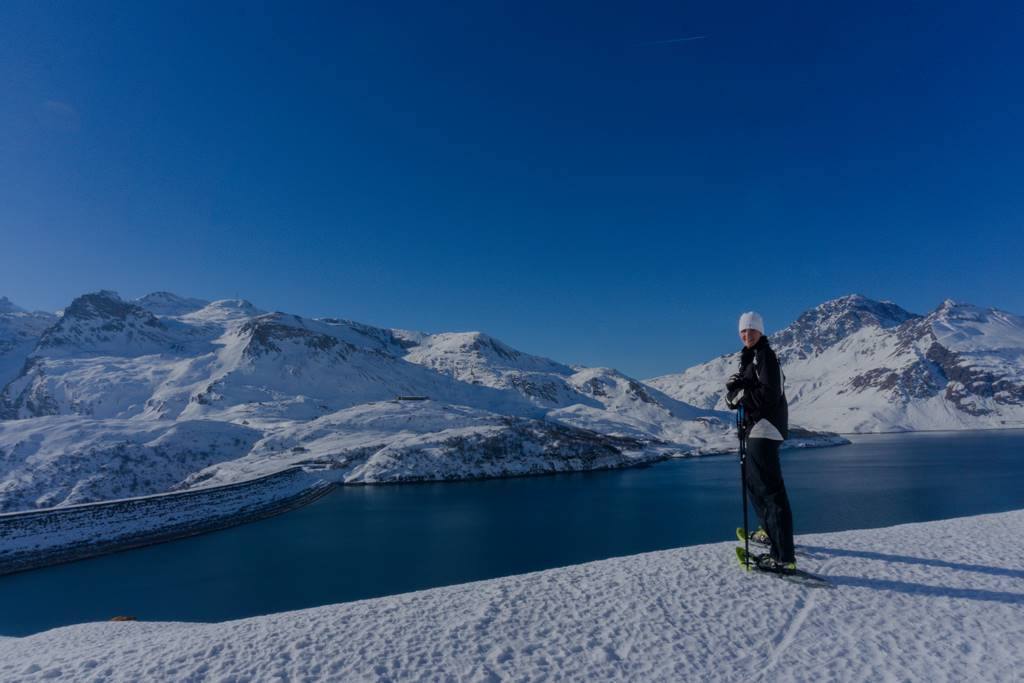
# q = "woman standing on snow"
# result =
<box><xmin>726</xmin><ymin>311</ymin><xmax>795</xmax><ymax>571</ymax></box>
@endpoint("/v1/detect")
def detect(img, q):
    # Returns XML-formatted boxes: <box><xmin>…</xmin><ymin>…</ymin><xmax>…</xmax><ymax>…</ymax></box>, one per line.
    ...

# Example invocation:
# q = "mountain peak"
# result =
<box><xmin>207</xmin><ymin>298</ymin><xmax>258</xmax><ymax>311</ymax></box>
<box><xmin>36</xmin><ymin>291</ymin><xmax>167</xmax><ymax>354</ymax></box>
<box><xmin>772</xmin><ymin>295</ymin><xmax>920</xmax><ymax>358</ymax></box>
<box><xmin>136</xmin><ymin>291</ymin><xmax>210</xmax><ymax>317</ymax></box>
<box><xmin>181</xmin><ymin>298</ymin><xmax>264</xmax><ymax>325</ymax></box>
<box><xmin>62</xmin><ymin>291</ymin><xmax>137</xmax><ymax>320</ymax></box>
<box><xmin>817</xmin><ymin>293</ymin><xmax>898</xmax><ymax>312</ymax></box>
<box><xmin>926</xmin><ymin>299</ymin><xmax>1024</xmax><ymax>355</ymax></box>
<box><xmin>403</xmin><ymin>331</ymin><xmax>576</xmax><ymax>395</ymax></box>
<box><xmin>0</xmin><ymin>296</ymin><xmax>26</xmax><ymax>314</ymax></box>
<box><xmin>814</xmin><ymin>294</ymin><xmax>917</xmax><ymax>323</ymax></box>
<box><xmin>423</xmin><ymin>332</ymin><xmax>525</xmax><ymax>364</ymax></box>
<box><xmin>929</xmin><ymin>299</ymin><xmax>992</xmax><ymax>324</ymax></box>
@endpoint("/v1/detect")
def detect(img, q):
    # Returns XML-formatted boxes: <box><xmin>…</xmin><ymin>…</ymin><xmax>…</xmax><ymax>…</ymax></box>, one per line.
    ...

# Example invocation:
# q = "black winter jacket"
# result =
<box><xmin>737</xmin><ymin>336</ymin><xmax>789</xmax><ymax>439</ymax></box>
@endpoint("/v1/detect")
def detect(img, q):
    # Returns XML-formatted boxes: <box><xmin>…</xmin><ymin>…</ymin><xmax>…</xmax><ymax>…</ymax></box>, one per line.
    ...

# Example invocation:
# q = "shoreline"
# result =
<box><xmin>835</xmin><ymin>424</ymin><xmax>1024</xmax><ymax>436</ymax></box>
<box><xmin>2</xmin><ymin>425</ymin><xmax>1010</xmax><ymax>577</ymax></box>
<box><xmin>0</xmin><ymin>434</ymin><xmax>844</xmax><ymax>577</ymax></box>
<box><xmin>0</xmin><ymin>467</ymin><xmax>334</xmax><ymax>577</ymax></box>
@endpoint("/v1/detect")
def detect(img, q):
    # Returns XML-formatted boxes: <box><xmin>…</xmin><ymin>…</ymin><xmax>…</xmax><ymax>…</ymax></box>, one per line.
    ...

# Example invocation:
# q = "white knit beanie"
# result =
<box><xmin>738</xmin><ymin>311</ymin><xmax>764</xmax><ymax>334</ymax></box>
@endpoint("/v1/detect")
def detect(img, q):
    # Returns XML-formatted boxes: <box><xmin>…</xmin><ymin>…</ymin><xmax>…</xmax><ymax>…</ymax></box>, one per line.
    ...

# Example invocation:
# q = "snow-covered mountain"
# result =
<box><xmin>403</xmin><ymin>331</ymin><xmax>589</xmax><ymax>407</ymax></box>
<box><xmin>135</xmin><ymin>291</ymin><xmax>209</xmax><ymax>317</ymax></box>
<box><xmin>399</xmin><ymin>332</ymin><xmax>739</xmax><ymax>449</ymax></box>
<box><xmin>0</xmin><ymin>297</ymin><xmax>26</xmax><ymax>314</ymax></box>
<box><xmin>0</xmin><ymin>298</ymin><xmax>58</xmax><ymax>389</ymax></box>
<box><xmin>5</xmin><ymin>289</ymin><xmax>833</xmax><ymax>512</ymax></box>
<box><xmin>2</xmin><ymin>292</ymin><xmax>217</xmax><ymax>420</ymax></box>
<box><xmin>647</xmin><ymin>294</ymin><xmax>1024</xmax><ymax>433</ymax></box>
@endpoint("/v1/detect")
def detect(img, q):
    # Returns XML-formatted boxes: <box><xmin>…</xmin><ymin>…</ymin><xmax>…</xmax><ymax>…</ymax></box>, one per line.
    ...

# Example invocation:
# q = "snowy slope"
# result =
<box><xmin>173</xmin><ymin>312</ymin><xmax>538</xmax><ymax>423</ymax></box>
<box><xmin>403</xmin><ymin>334</ymin><xmax>737</xmax><ymax>449</ymax></box>
<box><xmin>176</xmin><ymin>399</ymin><xmax>666</xmax><ymax>489</ymax></box>
<box><xmin>134</xmin><ymin>291</ymin><xmax>209</xmax><ymax>317</ymax></box>
<box><xmin>648</xmin><ymin>294</ymin><xmax>1024</xmax><ymax>433</ymax></box>
<box><xmin>0</xmin><ymin>416</ymin><xmax>261</xmax><ymax>512</ymax></box>
<box><xmin>549</xmin><ymin>367</ymin><xmax>730</xmax><ymax>448</ymax></box>
<box><xmin>0</xmin><ymin>299</ymin><xmax>57</xmax><ymax>390</ymax></box>
<box><xmin>3</xmin><ymin>509</ymin><xmax>1020</xmax><ymax>681</ymax></box>
<box><xmin>403</xmin><ymin>331</ymin><xmax>590</xmax><ymax>406</ymax></box>
<box><xmin>0</xmin><ymin>292</ymin><xmax>221</xmax><ymax>420</ymax></box>
<box><xmin>0</xmin><ymin>293</ymin><xmax>535</xmax><ymax>423</ymax></box>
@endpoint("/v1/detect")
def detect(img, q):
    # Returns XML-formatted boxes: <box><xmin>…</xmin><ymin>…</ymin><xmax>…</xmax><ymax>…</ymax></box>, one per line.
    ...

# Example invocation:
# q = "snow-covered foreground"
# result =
<box><xmin>3</xmin><ymin>511</ymin><xmax>1021</xmax><ymax>682</ymax></box>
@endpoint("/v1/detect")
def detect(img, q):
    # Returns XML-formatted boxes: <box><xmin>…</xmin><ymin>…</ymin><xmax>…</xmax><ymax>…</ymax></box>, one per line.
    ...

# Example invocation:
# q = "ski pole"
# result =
<box><xmin>738</xmin><ymin>405</ymin><xmax>749</xmax><ymax>569</ymax></box>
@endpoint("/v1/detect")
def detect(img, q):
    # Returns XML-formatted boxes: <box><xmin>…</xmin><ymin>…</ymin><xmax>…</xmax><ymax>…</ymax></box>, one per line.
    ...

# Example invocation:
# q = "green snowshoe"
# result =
<box><xmin>736</xmin><ymin>526</ymin><xmax>772</xmax><ymax>547</ymax></box>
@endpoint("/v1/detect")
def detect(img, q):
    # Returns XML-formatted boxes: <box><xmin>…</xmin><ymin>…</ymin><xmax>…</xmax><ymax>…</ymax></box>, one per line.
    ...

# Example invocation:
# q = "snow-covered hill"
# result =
<box><xmin>401</xmin><ymin>332</ymin><xmax>727</xmax><ymax>445</ymax></box>
<box><xmin>0</xmin><ymin>416</ymin><xmax>261</xmax><ymax>512</ymax></box>
<box><xmin>403</xmin><ymin>331</ymin><xmax>589</xmax><ymax>406</ymax></box>
<box><xmin>3</xmin><ymin>509</ymin><xmax>1020</xmax><ymax>681</ymax></box>
<box><xmin>175</xmin><ymin>400</ymin><xmax>667</xmax><ymax>491</ymax></box>
<box><xmin>1</xmin><ymin>290</ymin><xmax>840</xmax><ymax>513</ymax></box>
<box><xmin>0</xmin><ymin>299</ymin><xmax>57</xmax><ymax>389</ymax></box>
<box><xmin>647</xmin><ymin>294</ymin><xmax>1024</xmax><ymax>433</ymax></box>
<box><xmin>135</xmin><ymin>291</ymin><xmax>209</xmax><ymax>317</ymax></box>
<box><xmin>0</xmin><ymin>297</ymin><xmax>25</xmax><ymax>314</ymax></box>
<box><xmin>2</xmin><ymin>292</ymin><xmax>218</xmax><ymax>421</ymax></box>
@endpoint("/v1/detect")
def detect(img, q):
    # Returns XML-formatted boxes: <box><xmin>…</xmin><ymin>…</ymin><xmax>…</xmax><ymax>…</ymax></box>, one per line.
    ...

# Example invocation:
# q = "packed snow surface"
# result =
<box><xmin>2</xmin><ymin>510</ymin><xmax>1021</xmax><ymax>681</ymax></box>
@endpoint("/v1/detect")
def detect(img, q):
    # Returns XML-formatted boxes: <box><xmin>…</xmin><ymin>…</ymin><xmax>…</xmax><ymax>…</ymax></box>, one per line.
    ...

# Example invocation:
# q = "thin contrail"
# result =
<box><xmin>637</xmin><ymin>35</ymin><xmax>706</xmax><ymax>47</ymax></box>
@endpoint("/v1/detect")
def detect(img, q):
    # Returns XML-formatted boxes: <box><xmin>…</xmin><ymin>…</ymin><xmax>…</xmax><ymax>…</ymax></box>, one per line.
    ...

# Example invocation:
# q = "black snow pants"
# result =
<box><xmin>745</xmin><ymin>437</ymin><xmax>795</xmax><ymax>563</ymax></box>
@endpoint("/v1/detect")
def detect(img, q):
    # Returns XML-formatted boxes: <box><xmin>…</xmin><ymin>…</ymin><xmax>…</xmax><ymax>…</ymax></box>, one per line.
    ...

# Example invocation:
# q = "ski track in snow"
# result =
<box><xmin>2</xmin><ymin>510</ymin><xmax>1022</xmax><ymax>682</ymax></box>
<box><xmin>761</xmin><ymin>556</ymin><xmax>836</xmax><ymax>677</ymax></box>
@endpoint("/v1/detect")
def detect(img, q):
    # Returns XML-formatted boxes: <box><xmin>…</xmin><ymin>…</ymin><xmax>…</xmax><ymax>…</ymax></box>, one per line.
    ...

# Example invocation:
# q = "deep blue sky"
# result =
<box><xmin>2</xmin><ymin>1</ymin><xmax>1022</xmax><ymax>377</ymax></box>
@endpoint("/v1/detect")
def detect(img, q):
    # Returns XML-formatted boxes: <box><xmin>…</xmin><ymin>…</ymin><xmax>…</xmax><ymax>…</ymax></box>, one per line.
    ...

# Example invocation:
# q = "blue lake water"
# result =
<box><xmin>2</xmin><ymin>430</ymin><xmax>1023</xmax><ymax>637</ymax></box>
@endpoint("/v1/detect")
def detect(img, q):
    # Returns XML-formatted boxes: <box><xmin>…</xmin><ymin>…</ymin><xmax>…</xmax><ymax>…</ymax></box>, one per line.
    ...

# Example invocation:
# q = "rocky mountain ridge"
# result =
<box><xmin>647</xmin><ymin>295</ymin><xmax>1024</xmax><ymax>432</ymax></box>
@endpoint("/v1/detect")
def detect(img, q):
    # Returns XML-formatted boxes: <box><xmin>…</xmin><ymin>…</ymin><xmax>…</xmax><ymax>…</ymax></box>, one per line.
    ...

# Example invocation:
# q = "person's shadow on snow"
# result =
<box><xmin>801</xmin><ymin>545</ymin><xmax>1024</xmax><ymax>606</ymax></box>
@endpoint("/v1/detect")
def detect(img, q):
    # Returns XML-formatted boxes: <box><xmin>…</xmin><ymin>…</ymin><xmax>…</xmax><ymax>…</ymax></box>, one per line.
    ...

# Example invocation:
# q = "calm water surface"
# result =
<box><xmin>3</xmin><ymin>430</ymin><xmax>1023</xmax><ymax>636</ymax></box>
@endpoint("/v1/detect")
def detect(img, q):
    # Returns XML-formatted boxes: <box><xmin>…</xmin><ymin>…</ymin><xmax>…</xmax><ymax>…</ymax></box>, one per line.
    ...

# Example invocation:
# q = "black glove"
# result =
<box><xmin>725</xmin><ymin>372</ymin><xmax>745</xmax><ymax>392</ymax></box>
<box><xmin>725</xmin><ymin>387</ymin><xmax>744</xmax><ymax>410</ymax></box>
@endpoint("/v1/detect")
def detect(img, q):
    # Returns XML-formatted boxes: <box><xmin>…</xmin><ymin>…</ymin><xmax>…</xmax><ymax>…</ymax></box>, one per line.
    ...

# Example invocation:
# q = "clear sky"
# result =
<box><xmin>2</xmin><ymin>1</ymin><xmax>1022</xmax><ymax>378</ymax></box>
